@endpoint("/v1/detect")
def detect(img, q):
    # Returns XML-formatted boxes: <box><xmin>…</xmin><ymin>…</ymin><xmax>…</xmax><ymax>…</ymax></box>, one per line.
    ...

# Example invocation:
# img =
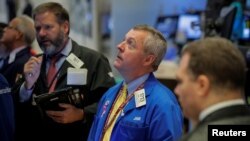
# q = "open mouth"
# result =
<box><xmin>41</xmin><ymin>40</ymin><xmax>51</xmax><ymax>45</ymax></box>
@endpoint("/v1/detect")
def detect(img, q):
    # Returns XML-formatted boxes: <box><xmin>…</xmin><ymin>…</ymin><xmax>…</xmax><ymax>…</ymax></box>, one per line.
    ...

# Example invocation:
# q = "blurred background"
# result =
<box><xmin>0</xmin><ymin>0</ymin><xmax>249</xmax><ymax>95</ymax></box>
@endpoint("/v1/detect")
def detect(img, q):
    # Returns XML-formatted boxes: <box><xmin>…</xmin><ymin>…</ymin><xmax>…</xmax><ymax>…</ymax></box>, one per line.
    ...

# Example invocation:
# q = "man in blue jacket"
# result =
<box><xmin>88</xmin><ymin>24</ymin><xmax>183</xmax><ymax>141</ymax></box>
<box><xmin>0</xmin><ymin>74</ymin><xmax>14</xmax><ymax>141</ymax></box>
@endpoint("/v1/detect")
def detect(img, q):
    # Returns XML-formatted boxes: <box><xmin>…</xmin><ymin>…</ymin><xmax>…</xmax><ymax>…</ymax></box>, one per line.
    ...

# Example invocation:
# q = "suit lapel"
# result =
<box><xmin>37</xmin><ymin>55</ymin><xmax>49</xmax><ymax>92</ymax></box>
<box><xmin>202</xmin><ymin>105</ymin><xmax>250</xmax><ymax>123</ymax></box>
<box><xmin>2</xmin><ymin>47</ymin><xmax>30</xmax><ymax>70</ymax></box>
<box><xmin>57</xmin><ymin>60</ymin><xmax>72</xmax><ymax>81</ymax></box>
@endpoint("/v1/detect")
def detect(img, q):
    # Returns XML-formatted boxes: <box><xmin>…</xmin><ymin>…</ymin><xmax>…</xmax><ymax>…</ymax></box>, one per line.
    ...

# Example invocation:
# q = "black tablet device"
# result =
<box><xmin>34</xmin><ymin>87</ymin><xmax>84</xmax><ymax>111</ymax></box>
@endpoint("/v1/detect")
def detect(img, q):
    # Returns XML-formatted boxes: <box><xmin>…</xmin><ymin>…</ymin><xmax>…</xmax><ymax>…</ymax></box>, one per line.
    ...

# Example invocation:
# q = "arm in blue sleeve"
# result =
<box><xmin>19</xmin><ymin>83</ymin><xmax>33</xmax><ymax>102</ymax></box>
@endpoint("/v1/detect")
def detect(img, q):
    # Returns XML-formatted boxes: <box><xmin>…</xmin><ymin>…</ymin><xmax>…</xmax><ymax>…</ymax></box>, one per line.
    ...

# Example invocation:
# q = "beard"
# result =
<box><xmin>38</xmin><ymin>30</ymin><xmax>65</xmax><ymax>57</ymax></box>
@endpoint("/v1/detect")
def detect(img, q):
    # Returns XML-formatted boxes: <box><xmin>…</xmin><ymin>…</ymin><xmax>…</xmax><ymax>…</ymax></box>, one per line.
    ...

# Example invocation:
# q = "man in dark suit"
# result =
<box><xmin>174</xmin><ymin>37</ymin><xmax>250</xmax><ymax>141</ymax></box>
<box><xmin>14</xmin><ymin>2</ymin><xmax>115</xmax><ymax>141</ymax></box>
<box><xmin>0</xmin><ymin>73</ymin><xmax>14</xmax><ymax>141</ymax></box>
<box><xmin>0</xmin><ymin>15</ymin><xmax>35</xmax><ymax>87</ymax></box>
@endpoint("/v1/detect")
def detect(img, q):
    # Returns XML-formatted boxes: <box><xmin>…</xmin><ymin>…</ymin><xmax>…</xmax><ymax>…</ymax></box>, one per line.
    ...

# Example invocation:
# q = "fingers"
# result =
<box><xmin>58</xmin><ymin>103</ymin><xmax>73</xmax><ymax>109</ymax></box>
<box><xmin>46</xmin><ymin>110</ymin><xmax>66</xmax><ymax>123</ymax></box>
<box><xmin>24</xmin><ymin>56</ymin><xmax>42</xmax><ymax>77</ymax></box>
<box><xmin>46</xmin><ymin>110</ymin><xmax>63</xmax><ymax>117</ymax></box>
<box><xmin>23</xmin><ymin>56</ymin><xmax>43</xmax><ymax>89</ymax></box>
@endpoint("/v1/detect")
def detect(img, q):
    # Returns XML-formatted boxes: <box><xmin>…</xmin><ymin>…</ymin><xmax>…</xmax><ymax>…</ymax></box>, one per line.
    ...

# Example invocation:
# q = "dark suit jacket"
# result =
<box><xmin>0</xmin><ymin>47</ymin><xmax>31</xmax><ymax>87</ymax></box>
<box><xmin>180</xmin><ymin>104</ymin><xmax>250</xmax><ymax>141</ymax></box>
<box><xmin>13</xmin><ymin>40</ymin><xmax>115</xmax><ymax>141</ymax></box>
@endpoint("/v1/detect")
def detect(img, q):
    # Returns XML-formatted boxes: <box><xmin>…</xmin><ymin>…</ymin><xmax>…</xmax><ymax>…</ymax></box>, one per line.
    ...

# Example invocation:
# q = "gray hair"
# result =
<box><xmin>133</xmin><ymin>24</ymin><xmax>167</xmax><ymax>71</ymax></box>
<box><xmin>16</xmin><ymin>15</ymin><xmax>35</xmax><ymax>44</ymax></box>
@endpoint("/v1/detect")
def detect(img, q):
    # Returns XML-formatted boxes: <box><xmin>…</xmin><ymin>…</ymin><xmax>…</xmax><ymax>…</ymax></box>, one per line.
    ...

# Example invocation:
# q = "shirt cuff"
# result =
<box><xmin>19</xmin><ymin>83</ymin><xmax>33</xmax><ymax>102</ymax></box>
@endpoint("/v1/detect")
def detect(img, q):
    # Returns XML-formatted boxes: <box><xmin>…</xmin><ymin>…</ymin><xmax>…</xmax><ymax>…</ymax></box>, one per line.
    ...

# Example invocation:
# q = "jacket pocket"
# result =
<box><xmin>112</xmin><ymin>121</ymin><xmax>149</xmax><ymax>141</ymax></box>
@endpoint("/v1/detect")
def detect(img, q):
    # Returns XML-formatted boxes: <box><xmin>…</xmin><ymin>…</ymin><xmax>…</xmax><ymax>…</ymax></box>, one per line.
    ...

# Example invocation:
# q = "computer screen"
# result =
<box><xmin>246</xmin><ymin>0</ymin><xmax>250</xmax><ymax>9</ymax></box>
<box><xmin>155</xmin><ymin>16</ymin><xmax>178</xmax><ymax>39</ymax></box>
<box><xmin>101</xmin><ymin>13</ymin><xmax>112</xmax><ymax>39</ymax></box>
<box><xmin>242</xmin><ymin>14</ymin><xmax>250</xmax><ymax>39</ymax></box>
<box><xmin>220</xmin><ymin>6</ymin><xmax>237</xmax><ymax>39</ymax></box>
<box><xmin>176</xmin><ymin>14</ymin><xmax>202</xmax><ymax>40</ymax></box>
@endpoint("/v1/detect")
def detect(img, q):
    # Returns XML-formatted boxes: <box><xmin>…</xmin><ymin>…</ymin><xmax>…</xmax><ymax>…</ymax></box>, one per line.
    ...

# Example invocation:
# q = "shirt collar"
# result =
<box><xmin>8</xmin><ymin>46</ymin><xmax>26</xmax><ymax>64</ymax></box>
<box><xmin>60</xmin><ymin>39</ymin><xmax>72</xmax><ymax>57</ymax></box>
<box><xmin>199</xmin><ymin>99</ymin><xmax>245</xmax><ymax>121</ymax></box>
<box><xmin>124</xmin><ymin>73</ymin><xmax>149</xmax><ymax>96</ymax></box>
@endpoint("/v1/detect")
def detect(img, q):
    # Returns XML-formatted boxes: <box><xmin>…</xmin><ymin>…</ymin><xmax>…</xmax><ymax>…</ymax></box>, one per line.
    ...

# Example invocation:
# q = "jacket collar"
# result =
<box><xmin>56</xmin><ymin>40</ymin><xmax>81</xmax><ymax>86</ymax></box>
<box><xmin>8</xmin><ymin>46</ymin><xmax>28</xmax><ymax>64</ymax></box>
<box><xmin>122</xmin><ymin>73</ymin><xmax>157</xmax><ymax>114</ymax></box>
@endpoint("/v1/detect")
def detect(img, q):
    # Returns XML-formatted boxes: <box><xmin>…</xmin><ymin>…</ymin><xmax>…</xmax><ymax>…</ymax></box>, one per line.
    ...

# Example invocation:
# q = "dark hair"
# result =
<box><xmin>33</xmin><ymin>2</ymin><xmax>69</xmax><ymax>24</ymax></box>
<box><xmin>182</xmin><ymin>37</ymin><xmax>246</xmax><ymax>90</ymax></box>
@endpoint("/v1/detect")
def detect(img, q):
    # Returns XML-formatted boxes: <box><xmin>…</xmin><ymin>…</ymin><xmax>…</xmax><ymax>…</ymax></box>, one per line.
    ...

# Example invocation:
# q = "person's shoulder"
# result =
<box><xmin>72</xmin><ymin>40</ymin><xmax>102</xmax><ymax>56</ymax></box>
<box><xmin>146</xmin><ymin>76</ymin><xmax>175</xmax><ymax>98</ymax></box>
<box><xmin>179</xmin><ymin>122</ymin><xmax>209</xmax><ymax>141</ymax></box>
<box><xmin>212</xmin><ymin>114</ymin><xmax>250</xmax><ymax>125</ymax></box>
<box><xmin>73</xmin><ymin>42</ymin><xmax>108</xmax><ymax>64</ymax></box>
<box><xmin>99</xmin><ymin>83</ymin><xmax>121</xmax><ymax>100</ymax></box>
<box><xmin>145</xmin><ymin>77</ymin><xmax>180</xmax><ymax>109</ymax></box>
<box><xmin>16</xmin><ymin>47</ymin><xmax>32</xmax><ymax>60</ymax></box>
<box><xmin>104</xmin><ymin>83</ymin><xmax>121</xmax><ymax>93</ymax></box>
<box><xmin>182</xmin><ymin>128</ymin><xmax>207</xmax><ymax>141</ymax></box>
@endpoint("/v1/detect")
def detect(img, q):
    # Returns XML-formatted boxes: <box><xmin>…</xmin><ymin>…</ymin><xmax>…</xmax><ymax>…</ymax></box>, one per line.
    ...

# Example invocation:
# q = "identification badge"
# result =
<box><xmin>66</xmin><ymin>53</ymin><xmax>84</xmax><ymax>69</ymax></box>
<box><xmin>67</xmin><ymin>68</ymin><xmax>87</xmax><ymax>85</ymax></box>
<box><xmin>134</xmin><ymin>89</ymin><xmax>146</xmax><ymax>108</ymax></box>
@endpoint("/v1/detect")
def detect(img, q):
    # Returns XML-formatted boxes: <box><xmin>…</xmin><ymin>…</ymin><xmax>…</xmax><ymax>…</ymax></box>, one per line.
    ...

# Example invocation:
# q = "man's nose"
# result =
<box><xmin>38</xmin><ymin>28</ymin><xmax>47</xmax><ymax>37</ymax></box>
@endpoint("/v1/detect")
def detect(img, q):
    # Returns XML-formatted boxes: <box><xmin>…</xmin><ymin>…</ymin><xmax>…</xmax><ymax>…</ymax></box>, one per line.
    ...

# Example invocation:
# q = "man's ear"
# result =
<box><xmin>196</xmin><ymin>75</ymin><xmax>210</xmax><ymax>97</ymax></box>
<box><xmin>62</xmin><ymin>21</ymin><xmax>70</xmax><ymax>34</ymax></box>
<box><xmin>143</xmin><ymin>54</ymin><xmax>156</xmax><ymax>66</ymax></box>
<box><xmin>15</xmin><ymin>31</ymin><xmax>23</xmax><ymax>40</ymax></box>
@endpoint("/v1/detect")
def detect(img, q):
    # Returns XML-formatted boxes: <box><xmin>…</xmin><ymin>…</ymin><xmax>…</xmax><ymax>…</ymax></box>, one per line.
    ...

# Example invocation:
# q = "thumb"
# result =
<box><xmin>59</xmin><ymin>103</ymin><xmax>72</xmax><ymax>108</ymax></box>
<box><xmin>37</xmin><ymin>56</ymin><xmax>43</xmax><ymax>67</ymax></box>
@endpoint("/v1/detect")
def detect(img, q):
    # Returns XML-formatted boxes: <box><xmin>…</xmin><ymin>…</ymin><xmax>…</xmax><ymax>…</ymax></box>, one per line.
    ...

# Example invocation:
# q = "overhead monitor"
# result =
<box><xmin>220</xmin><ymin>5</ymin><xmax>238</xmax><ymax>39</ymax></box>
<box><xmin>101</xmin><ymin>13</ymin><xmax>112</xmax><ymax>39</ymax></box>
<box><xmin>176</xmin><ymin>14</ymin><xmax>202</xmax><ymax>41</ymax></box>
<box><xmin>242</xmin><ymin>14</ymin><xmax>250</xmax><ymax>39</ymax></box>
<box><xmin>155</xmin><ymin>16</ymin><xmax>178</xmax><ymax>39</ymax></box>
<box><xmin>246</xmin><ymin>0</ymin><xmax>250</xmax><ymax>9</ymax></box>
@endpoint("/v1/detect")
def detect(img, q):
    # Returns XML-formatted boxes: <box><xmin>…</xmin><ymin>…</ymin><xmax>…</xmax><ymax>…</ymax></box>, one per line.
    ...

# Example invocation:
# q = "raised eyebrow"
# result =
<box><xmin>127</xmin><ymin>37</ymin><xmax>136</xmax><ymax>43</ymax></box>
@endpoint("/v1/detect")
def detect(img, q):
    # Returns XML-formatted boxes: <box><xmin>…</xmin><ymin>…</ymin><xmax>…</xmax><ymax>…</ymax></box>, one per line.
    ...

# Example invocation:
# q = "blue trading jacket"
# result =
<box><xmin>0</xmin><ymin>74</ymin><xmax>14</xmax><ymax>141</ymax></box>
<box><xmin>88</xmin><ymin>74</ymin><xmax>183</xmax><ymax>141</ymax></box>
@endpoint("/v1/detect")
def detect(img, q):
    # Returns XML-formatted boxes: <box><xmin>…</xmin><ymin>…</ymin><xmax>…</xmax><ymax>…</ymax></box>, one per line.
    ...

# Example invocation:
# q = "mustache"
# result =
<box><xmin>38</xmin><ymin>37</ymin><xmax>50</xmax><ymax>42</ymax></box>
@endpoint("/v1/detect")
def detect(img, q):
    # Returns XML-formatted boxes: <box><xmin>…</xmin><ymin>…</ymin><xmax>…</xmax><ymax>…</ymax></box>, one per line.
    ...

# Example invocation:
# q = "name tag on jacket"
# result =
<box><xmin>67</xmin><ymin>68</ymin><xmax>87</xmax><ymax>85</ymax></box>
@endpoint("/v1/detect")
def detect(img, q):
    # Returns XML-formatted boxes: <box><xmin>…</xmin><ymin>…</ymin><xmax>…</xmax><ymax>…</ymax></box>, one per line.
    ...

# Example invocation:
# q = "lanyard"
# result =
<box><xmin>46</xmin><ymin>53</ymin><xmax>65</xmax><ymax>90</ymax></box>
<box><xmin>100</xmin><ymin>83</ymin><xmax>144</xmax><ymax>140</ymax></box>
